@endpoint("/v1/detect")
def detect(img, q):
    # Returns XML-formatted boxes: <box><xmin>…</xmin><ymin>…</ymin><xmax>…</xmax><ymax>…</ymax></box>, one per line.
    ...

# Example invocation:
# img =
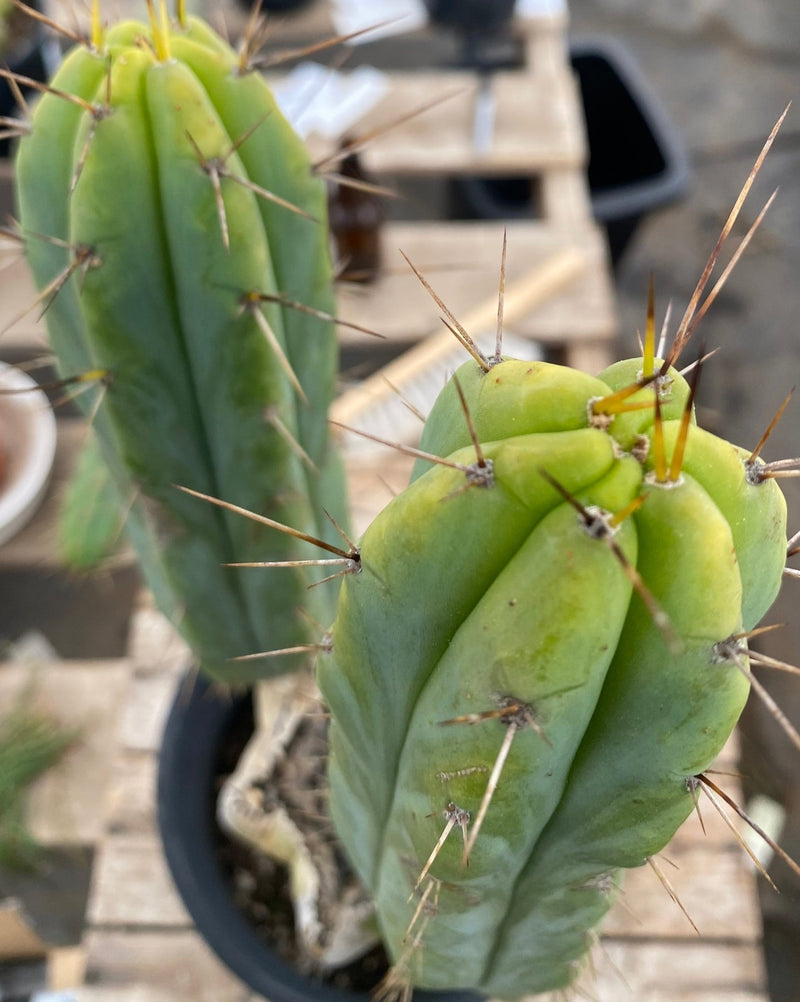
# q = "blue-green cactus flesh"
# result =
<box><xmin>15</xmin><ymin>13</ymin><xmax>346</xmax><ymax>681</ymax></box>
<box><xmin>318</xmin><ymin>355</ymin><xmax>787</xmax><ymax>998</ymax></box>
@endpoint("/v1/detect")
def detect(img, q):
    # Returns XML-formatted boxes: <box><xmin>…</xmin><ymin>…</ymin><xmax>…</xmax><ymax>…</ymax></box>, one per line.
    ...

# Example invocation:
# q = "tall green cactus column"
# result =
<box><xmin>318</xmin><ymin>354</ymin><xmax>788</xmax><ymax>998</ymax></box>
<box><xmin>15</xmin><ymin>4</ymin><xmax>346</xmax><ymax>681</ymax></box>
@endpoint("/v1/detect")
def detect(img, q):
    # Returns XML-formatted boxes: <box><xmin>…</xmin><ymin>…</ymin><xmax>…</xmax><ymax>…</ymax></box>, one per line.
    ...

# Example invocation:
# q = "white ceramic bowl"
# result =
<box><xmin>0</xmin><ymin>361</ymin><xmax>57</xmax><ymax>547</ymax></box>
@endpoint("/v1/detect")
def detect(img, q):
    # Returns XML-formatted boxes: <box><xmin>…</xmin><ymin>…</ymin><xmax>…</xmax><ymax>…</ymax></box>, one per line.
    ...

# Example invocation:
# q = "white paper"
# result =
<box><xmin>272</xmin><ymin>63</ymin><xmax>389</xmax><ymax>140</ymax></box>
<box><xmin>516</xmin><ymin>0</ymin><xmax>568</xmax><ymax>16</ymax></box>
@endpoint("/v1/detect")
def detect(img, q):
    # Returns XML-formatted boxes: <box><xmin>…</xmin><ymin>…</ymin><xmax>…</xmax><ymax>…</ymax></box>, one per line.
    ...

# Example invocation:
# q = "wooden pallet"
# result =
<box><xmin>0</xmin><ymin>0</ymin><xmax>616</xmax><ymax>354</ymax></box>
<box><xmin>333</xmin><ymin>221</ymin><xmax>614</xmax><ymax>364</ymax></box>
<box><xmin>262</xmin><ymin>1</ymin><xmax>617</xmax><ymax>373</ymax></box>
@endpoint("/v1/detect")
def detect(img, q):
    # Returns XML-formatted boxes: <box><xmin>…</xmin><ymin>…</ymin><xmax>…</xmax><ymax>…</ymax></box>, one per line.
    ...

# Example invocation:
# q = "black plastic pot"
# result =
<box><xmin>158</xmin><ymin>673</ymin><xmax>482</xmax><ymax>1002</ymax></box>
<box><xmin>449</xmin><ymin>36</ymin><xmax>690</xmax><ymax>266</ymax></box>
<box><xmin>423</xmin><ymin>0</ymin><xmax>517</xmax><ymax>36</ymax></box>
<box><xmin>423</xmin><ymin>0</ymin><xmax>517</xmax><ymax>70</ymax></box>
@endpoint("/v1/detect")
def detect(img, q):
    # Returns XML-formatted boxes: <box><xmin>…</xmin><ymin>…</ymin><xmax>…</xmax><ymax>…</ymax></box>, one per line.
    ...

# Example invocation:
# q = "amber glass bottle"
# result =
<box><xmin>327</xmin><ymin>147</ymin><xmax>384</xmax><ymax>284</ymax></box>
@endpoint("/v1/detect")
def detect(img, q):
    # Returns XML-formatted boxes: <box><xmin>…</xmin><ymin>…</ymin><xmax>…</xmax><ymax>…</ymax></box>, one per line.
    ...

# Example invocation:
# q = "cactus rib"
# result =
<box><xmin>15</xmin><ymin>13</ymin><xmax>346</xmax><ymax>681</ymax></box>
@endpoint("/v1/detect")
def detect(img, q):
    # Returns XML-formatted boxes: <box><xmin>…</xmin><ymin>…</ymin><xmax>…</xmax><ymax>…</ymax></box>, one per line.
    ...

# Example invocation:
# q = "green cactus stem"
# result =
<box><xmin>319</xmin><ymin>344</ymin><xmax>787</xmax><ymax>997</ymax></box>
<box><xmin>15</xmin><ymin>2</ymin><xmax>346</xmax><ymax>681</ymax></box>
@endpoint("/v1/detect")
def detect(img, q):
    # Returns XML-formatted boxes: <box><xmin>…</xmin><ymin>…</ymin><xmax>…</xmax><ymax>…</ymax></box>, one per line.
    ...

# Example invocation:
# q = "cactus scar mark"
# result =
<box><xmin>438</xmin><ymin>696</ymin><xmax>549</xmax><ymax>867</ymax></box>
<box><xmin>436</xmin><ymin>765</ymin><xmax>489</xmax><ymax>783</ymax></box>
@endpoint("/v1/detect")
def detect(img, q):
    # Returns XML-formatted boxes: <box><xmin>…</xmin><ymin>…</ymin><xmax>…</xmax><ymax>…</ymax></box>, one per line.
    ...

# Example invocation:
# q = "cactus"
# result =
<box><xmin>14</xmin><ymin>3</ymin><xmax>346</xmax><ymax>681</ymax></box>
<box><xmin>56</xmin><ymin>432</ymin><xmax>125</xmax><ymax>570</ymax></box>
<box><xmin>12</xmin><ymin>4</ymin><xmax>796</xmax><ymax>995</ymax></box>
<box><xmin>318</xmin><ymin>337</ymin><xmax>789</xmax><ymax>995</ymax></box>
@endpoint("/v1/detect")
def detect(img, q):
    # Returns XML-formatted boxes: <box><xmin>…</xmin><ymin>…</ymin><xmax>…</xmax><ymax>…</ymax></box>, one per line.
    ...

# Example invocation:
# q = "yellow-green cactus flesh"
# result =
<box><xmin>319</xmin><ymin>356</ymin><xmax>787</xmax><ymax>997</ymax></box>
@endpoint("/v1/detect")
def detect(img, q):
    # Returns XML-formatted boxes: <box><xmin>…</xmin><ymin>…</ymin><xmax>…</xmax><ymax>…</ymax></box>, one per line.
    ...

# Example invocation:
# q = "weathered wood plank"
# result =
<box><xmin>89</xmin><ymin>835</ymin><xmax>766</xmax><ymax>970</ymax></box>
<box><xmin>585</xmin><ymin>939</ymin><xmax>767</xmax><ymax>1001</ymax></box>
<box><xmin>345</xmin><ymin>451</ymin><xmax>415</xmax><ymax>537</ymax></box>
<box><xmin>336</xmin><ymin>221</ymin><xmax>615</xmax><ymax>348</ymax></box>
<box><xmin>287</xmin><ymin>63</ymin><xmax>585</xmax><ymax>177</ymax></box>
<box><xmin>74</xmin><ymin>989</ymin><xmax>182</xmax><ymax>1002</ymax></box>
<box><xmin>0</xmin><ymin>221</ymin><xmax>615</xmax><ymax>356</ymax></box>
<box><xmin>119</xmin><ymin>670</ymin><xmax>184</xmax><ymax>755</ymax></box>
<box><xmin>104</xmin><ymin>750</ymin><xmax>159</xmax><ymax>837</ymax></box>
<box><xmin>48</xmin><ymin>945</ymin><xmax>87</xmax><ymax>991</ymax></box>
<box><xmin>0</xmin><ymin>901</ymin><xmax>47</xmax><ymax>960</ymax></box>
<box><xmin>540</xmin><ymin>166</ymin><xmax>595</xmax><ymax>226</ymax></box>
<box><xmin>82</xmin><ymin>929</ymin><xmax>252</xmax><ymax>1002</ymax></box>
<box><xmin>87</xmin><ymin>833</ymin><xmax>190</xmax><ymax>928</ymax></box>
<box><xmin>79</xmin><ymin>933</ymin><xmax>768</xmax><ymax>1002</ymax></box>
<box><xmin>127</xmin><ymin>598</ymin><xmax>191</xmax><ymax>676</ymax></box>
<box><xmin>0</xmin><ymin>660</ymin><xmax>130</xmax><ymax>845</ymax></box>
<box><xmin>603</xmin><ymin>845</ymin><xmax>762</xmax><ymax>939</ymax></box>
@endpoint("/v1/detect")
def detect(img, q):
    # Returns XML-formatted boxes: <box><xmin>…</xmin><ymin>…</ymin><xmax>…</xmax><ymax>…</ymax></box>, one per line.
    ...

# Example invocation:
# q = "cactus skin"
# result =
<box><xmin>57</xmin><ymin>432</ymin><xmax>124</xmax><ymax>571</ymax></box>
<box><xmin>15</xmin><ymin>14</ymin><xmax>345</xmax><ymax>681</ymax></box>
<box><xmin>318</xmin><ymin>356</ymin><xmax>787</xmax><ymax>998</ymax></box>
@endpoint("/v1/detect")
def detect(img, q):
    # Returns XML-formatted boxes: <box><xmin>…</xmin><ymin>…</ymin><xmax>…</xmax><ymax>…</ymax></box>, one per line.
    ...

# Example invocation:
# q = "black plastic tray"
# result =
<box><xmin>450</xmin><ymin>36</ymin><xmax>691</xmax><ymax>265</ymax></box>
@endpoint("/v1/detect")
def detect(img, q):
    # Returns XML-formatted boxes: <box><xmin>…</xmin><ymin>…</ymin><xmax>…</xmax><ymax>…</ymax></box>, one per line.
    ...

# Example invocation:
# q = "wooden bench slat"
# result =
<box><xmin>0</xmin><ymin>660</ymin><xmax>130</xmax><ymax>846</ymax></box>
<box><xmin>292</xmin><ymin>64</ymin><xmax>585</xmax><ymax>177</ymax></box>
<box><xmin>87</xmin><ymin>833</ymin><xmax>190</xmax><ymax>928</ymax></box>
<box><xmin>83</xmin><ymin>929</ymin><xmax>248</xmax><ymax>1002</ymax></box>
<box><xmin>337</xmin><ymin>220</ymin><xmax>615</xmax><ymax>349</ymax></box>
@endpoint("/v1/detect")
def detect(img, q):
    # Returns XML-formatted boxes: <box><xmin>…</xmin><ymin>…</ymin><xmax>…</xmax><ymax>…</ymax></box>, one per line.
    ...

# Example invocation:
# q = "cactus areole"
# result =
<box><xmin>318</xmin><ymin>354</ymin><xmax>787</xmax><ymax>998</ymax></box>
<box><xmin>15</xmin><ymin>11</ymin><xmax>346</xmax><ymax>681</ymax></box>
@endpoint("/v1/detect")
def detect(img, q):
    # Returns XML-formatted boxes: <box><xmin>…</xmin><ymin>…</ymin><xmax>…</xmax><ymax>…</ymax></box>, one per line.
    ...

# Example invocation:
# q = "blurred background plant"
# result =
<box><xmin>0</xmin><ymin>692</ymin><xmax>76</xmax><ymax>873</ymax></box>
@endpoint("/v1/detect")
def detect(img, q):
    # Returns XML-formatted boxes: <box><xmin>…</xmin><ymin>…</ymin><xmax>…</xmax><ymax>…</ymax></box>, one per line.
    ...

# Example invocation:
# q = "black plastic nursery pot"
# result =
<box><xmin>450</xmin><ymin>36</ymin><xmax>690</xmax><ymax>266</ymax></box>
<box><xmin>423</xmin><ymin>0</ymin><xmax>517</xmax><ymax>37</ymax></box>
<box><xmin>157</xmin><ymin>673</ymin><xmax>482</xmax><ymax>1002</ymax></box>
